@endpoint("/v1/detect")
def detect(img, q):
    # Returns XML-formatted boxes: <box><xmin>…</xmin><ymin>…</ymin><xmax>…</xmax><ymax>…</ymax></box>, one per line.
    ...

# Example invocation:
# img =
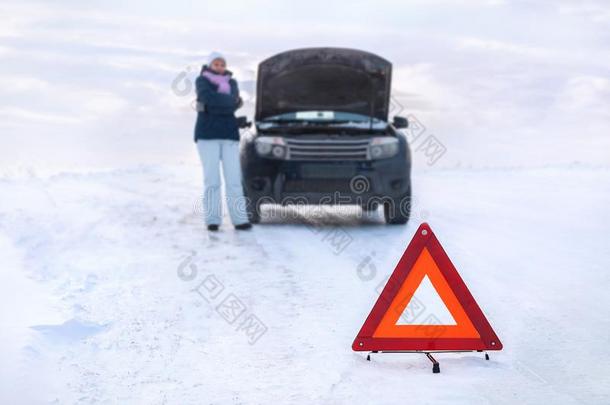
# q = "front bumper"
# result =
<box><xmin>243</xmin><ymin>158</ymin><xmax>410</xmax><ymax>205</ymax></box>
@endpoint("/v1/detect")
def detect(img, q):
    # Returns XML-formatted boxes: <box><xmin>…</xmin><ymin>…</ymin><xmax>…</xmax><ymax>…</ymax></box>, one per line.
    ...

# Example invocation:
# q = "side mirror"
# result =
<box><xmin>392</xmin><ymin>115</ymin><xmax>409</xmax><ymax>129</ymax></box>
<box><xmin>236</xmin><ymin>116</ymin><xmax>252</xmax><ymax>129</ymax></box>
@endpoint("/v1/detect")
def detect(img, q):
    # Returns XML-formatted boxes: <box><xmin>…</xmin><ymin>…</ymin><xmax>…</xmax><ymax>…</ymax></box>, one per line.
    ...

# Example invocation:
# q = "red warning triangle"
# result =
<box><xmin>353</xmin><ymin>223</ymin><xmax>502</xmax><ymax>352</ymax></box>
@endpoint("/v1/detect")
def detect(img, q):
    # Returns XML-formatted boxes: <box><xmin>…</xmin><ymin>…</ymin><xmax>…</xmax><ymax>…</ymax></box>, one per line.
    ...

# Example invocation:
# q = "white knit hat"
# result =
<box><xmin>207</xmin><ymin>51</ymin><xmax>226</xmax><ymax>65</ymax></box>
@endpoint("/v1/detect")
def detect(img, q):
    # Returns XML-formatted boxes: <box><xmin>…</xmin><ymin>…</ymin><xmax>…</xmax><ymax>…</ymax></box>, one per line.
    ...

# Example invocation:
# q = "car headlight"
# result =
<box><xmin>368</xmin><ymin>137</ymin><xmax>399</xmax><ymax>160</ymax></box>
<box><xmin>255</xmin><ymin>137</ymin><xmax>288</xmax><ymax>159</ymax></box>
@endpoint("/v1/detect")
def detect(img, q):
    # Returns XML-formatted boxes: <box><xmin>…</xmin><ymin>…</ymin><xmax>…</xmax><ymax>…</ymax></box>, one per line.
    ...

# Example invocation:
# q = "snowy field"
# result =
<box><xmin>2</xmin><ymin>164</ymin><xmax>609</xmax><ymax>404</ymax></box>
<box><xmin>1</xmin><ymin>0</ymin><xmax>610</xmax><ymax>404</ymax></box>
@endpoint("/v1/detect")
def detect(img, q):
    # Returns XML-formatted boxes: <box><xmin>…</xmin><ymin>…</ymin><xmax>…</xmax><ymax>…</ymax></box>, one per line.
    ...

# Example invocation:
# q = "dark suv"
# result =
<box><xmin>240</xmin><ymin>47</ymin><xmax>412</xmax><ymax>224</ymax></box>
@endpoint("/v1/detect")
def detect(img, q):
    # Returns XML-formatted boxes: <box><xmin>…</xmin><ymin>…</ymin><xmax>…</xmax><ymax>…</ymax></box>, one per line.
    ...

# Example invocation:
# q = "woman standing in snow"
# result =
<box><xmin>194</xmin><ymin>52</ymin><xmax>251</xmax><ymax>231</ymax></box>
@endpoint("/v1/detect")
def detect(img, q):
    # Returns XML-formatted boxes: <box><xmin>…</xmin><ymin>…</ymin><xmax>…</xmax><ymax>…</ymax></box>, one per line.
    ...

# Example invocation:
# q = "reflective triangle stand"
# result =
<box><xmin>365</xmin><ymin>350</ymin><xmax>490</xmax><ymax>373</ymax></box>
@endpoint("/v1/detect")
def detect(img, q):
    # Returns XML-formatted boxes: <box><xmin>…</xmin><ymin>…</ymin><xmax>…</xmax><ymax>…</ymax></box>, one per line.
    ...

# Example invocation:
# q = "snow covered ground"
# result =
<box><xmin>1</xmin><ymin>163</ymin><xmax>609</xmax><ymax>404</ymax></box>
<box><xmin>1</xmin><ymin>0</ymin><xmax>610</xmax><ymax>403</ymax></box>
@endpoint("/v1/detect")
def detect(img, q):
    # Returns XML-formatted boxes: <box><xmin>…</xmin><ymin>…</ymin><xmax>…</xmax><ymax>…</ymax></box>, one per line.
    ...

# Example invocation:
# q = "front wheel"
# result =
<box><xmin>361</xmin><ymin>202</ymin><xmax>379</xmax><ymax>212</ymax></box>
<box><xmin>383</xmin><ymin>187</ymin><xmax>411</xmax><ymax>225</ymax></box>
<box><xmin>246</xmin><ymin>198</ymin><xmax>261</xmax><ymax>224</ymax></box>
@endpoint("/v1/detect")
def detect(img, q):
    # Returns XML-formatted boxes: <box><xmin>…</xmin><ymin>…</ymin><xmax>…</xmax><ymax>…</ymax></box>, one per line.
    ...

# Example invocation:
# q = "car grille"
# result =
<box><xmin>283</xmin><ymin>179</ymin><xmax>354</xmax><ymax>193</ymax></box>
<box><xmin>285</xmin><ymin>138</ymin><xmax>369</xmax><ymax>161</ymax></box>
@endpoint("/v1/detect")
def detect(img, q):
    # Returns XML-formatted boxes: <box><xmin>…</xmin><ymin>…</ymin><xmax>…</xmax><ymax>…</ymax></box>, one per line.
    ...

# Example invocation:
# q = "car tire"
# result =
<box><xmin>383</xmin><ymin>187</ymin><xmax>411</xmax><ymax>225</ymax></box>
<box><xmin>361</xmin><ymin>202</ymin><xmax>379</xmax><ymax>212</ymax></box>
<box><xmin>246</xmin><ymin>199</ymin><xmax>261</xmax><ymax>224</ymax></box>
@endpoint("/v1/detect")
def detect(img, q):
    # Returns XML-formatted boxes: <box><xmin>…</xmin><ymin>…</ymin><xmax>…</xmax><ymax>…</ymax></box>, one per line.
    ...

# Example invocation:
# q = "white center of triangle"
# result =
<box><xmin>396</xmin><ymin>275</ymin><xmax>457</xmax><ymax>326</ymax></box>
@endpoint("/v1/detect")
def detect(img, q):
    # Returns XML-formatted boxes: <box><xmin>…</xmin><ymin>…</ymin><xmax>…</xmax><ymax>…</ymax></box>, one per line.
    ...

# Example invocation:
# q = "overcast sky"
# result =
<box><xmin>1</xmin><ymin>0</ymin><xmax>609</xmax><ymax>171</ymax></box>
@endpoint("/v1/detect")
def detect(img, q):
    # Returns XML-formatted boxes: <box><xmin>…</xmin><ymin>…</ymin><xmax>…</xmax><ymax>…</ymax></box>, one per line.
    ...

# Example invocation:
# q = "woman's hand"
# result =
<box><xmin>236</xmin><ymin>96</ymin><xmax>244</xmax><ymax>109</ymax></box>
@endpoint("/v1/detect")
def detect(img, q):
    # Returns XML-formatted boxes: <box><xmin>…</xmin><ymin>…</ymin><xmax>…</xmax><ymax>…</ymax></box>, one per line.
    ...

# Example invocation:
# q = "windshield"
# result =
<box><xmin>257</xmin><ymin>110</ymin><xmax>388</xmax><ymax>134</ymax></box>
<box><xmin>262</xmin><ymin>110</ymin><xmax>384</xmax><ymax>124</ymax></box>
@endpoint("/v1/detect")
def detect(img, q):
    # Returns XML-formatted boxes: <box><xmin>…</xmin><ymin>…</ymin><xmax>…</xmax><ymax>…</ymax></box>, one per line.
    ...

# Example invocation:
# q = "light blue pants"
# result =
<box><xmin>196</xmin><ymin>140</ymin><xmax>249</xmax><ymax>226</ymax></box>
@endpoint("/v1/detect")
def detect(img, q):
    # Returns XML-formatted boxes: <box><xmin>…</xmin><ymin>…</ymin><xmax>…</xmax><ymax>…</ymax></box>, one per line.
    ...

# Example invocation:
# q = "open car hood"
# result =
<box><xmin>255</xmin><ymin>47</ymin><xmax>392</xmax><ymax>122</ymax></box>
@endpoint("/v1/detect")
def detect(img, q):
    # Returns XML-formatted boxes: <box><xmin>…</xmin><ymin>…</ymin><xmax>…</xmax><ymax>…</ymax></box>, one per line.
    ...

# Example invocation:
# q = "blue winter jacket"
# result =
<box><xmin>194</xmin><ymin>67</ymin><xmax>241</xmax><ymax>142</ymax></box>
